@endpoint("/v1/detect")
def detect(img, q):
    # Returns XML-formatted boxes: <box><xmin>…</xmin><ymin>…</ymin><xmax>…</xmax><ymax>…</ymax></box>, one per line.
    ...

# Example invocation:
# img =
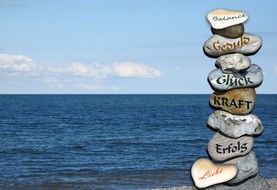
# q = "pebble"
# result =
<box><xmin>215</xmin><ymin>53</ymin><xmax>251</xmax><ymax>73</ymax></box>
<box><xmin>191</xmin><ymin>158</ymin><xmax>237</xmax><ymax>188</ymax></box>
<box><xmin>208</xmin><ymin>110</ymin><xmax>264</xmax><ymax>138</ymax></box>
<box><xmin>210</xmin><ymin>88</ymin><xmax>256</xmax><ymax>115</ymax></box>
<box><xmin>207</xmin><ymin>132</ymin><xmax>253</xmax><ymax>161</ymax></box>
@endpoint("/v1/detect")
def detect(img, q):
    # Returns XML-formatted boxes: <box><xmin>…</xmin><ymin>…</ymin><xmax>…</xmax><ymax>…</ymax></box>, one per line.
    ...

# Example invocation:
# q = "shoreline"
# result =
<box><xmin>151</xmin><ymin>178</ymin><xmax>277</xmax><ymax>190</ymax></box>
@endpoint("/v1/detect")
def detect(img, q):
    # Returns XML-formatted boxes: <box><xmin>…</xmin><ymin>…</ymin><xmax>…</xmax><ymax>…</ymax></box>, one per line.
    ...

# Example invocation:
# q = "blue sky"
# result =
<box><xmin>0</xmin><ymin>0</ymin><xmax>276</xmax><ymax>94</ymax></box>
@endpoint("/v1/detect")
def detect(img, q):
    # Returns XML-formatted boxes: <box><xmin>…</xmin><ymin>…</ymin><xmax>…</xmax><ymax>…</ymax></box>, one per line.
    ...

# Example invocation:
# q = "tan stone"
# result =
<box><xmin>208</xmin><ymin>132</ymin><xmax>253</xmax><ymax>161</ymax></box>
<box><xmin>210</xmin><ymin>88</ymin><xmax>256</xmax><ymax>115</ymax></box>
<box><xmin>191</xmin><ymin>158</ymin><xmax>237</xmax><ymax>188</ymax></box>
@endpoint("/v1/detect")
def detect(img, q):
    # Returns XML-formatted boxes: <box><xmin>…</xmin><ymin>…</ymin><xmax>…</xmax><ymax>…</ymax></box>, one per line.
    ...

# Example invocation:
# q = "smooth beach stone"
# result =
<box><xmin>215</xmin><ymin>53</ymin><xmax>251</xmax><ymax>74</ymax></box>
<box><xmin>207</xmin><ymin>132</ymin><xmax>253</xmax><ymax>161</ymax></box>
<box><xmin>207</xmin><ymin>8</ymin><xmax>248</xmax><ymax>29</ymax></box>
<box><xmin>210</xmin><ymin>88</ymin><xmax>256</xmax><ymax>115</ymax></box>
<box><xmin>225</xmin><ymin>151</ymin><xmax>258</xmax><ymax>184</ymax></box>
<box><xmin>208</xmin><ymin>64</ymin><xmax>263</xmax><ymax>91</ymax></box>
<box><xmin>203</xmin><ymin>33</ymin><xmax>262</xmax><ymax>57</ymax></box>
<box><xmin>212</xmin><ymin>24</ymin><xmax>244</xmax><ymax>39</ymax></box>
<box><xmin>205</xmin><ymin>174</ymin><xmax>270</xmax><ymax>190</ymax></box>
<box><xmin>191</xmin><ymin>158</ymin><xmax>237</xmax><ymax>188</ymax></box>
<box><xmin>208</xmin><ymin>110</ymin><xmax>263</xmax><ymax>138</ymax></box>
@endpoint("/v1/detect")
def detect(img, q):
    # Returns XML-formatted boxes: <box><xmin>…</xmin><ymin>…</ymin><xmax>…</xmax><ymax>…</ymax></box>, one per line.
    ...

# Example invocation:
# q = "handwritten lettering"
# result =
<box><xmin>199</xmin><ymin>167</ymin><xmax>223</xmax><ymax>180</ymax></box>
<box><xmin>212</xmin><ymin>13</ymin><xmax>247</xmax><ymax>22</ymax></box>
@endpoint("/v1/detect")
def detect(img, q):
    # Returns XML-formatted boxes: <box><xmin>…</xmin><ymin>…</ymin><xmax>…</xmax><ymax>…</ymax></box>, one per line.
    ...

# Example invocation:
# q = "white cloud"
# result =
<box><xmin>111</xmin><ymin>62</ymin><xmax>161</xmax><ymax>78</ymax></box>
<box><xmin>0</xmin><ymin>53</ymin><xmax>36</xmax><ymax>72</ymax></box>
<box><xmin>0</xmin><ymin>53</ymin><xmax>161</xmax><ymax>92</ymax></box>
<box><xmin>67</xmin><ymin>62</ymin><xmax>111</xmax><ymax>78</ymax></box>
<box><xmin>66</xmin><ymin>62</ymin><xmax>161</xmax><ymax>78</ymax></box>
<box><xmin>0</xmin><ymin>53</ymin><xmax>161</xmax><ymax>79</ymax></box>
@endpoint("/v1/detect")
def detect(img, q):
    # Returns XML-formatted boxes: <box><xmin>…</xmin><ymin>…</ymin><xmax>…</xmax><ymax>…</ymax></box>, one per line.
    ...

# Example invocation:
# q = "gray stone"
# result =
<box><xmin>203</xmin><ymin>33</ymin><xmax>262</xmax><ymax>57</ymax></box>
<box><xmin>215</xmin><ymin>53</ymin><xmax>251</xmax><ymax>74</ymax></box>
<box><xmin>225</xmin><ymin>151</ymin><xmax>258</xmax><ymax>184</ymax></box>
<box><xmin>208</xmin><ymin>64</ymin><xmax>263</xmax><ymax>91</ymax></box>
<box><xmin>207</xmin><ymin>132</ymin><xmax>253</xmax><ymax>161</ymax></box>
<box><xmin>208</xmin><ymin>110</ymin><xmax>264</xmax><ymax>138</ymax></box>
<box><xmin>204</xmin><ymin>174</ymin><xmax>270</xmax><ymax>190</ymax></box>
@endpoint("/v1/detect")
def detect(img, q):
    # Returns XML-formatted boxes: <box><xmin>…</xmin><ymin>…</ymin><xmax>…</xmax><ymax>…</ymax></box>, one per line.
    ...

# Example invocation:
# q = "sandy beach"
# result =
<box><xmin>151</xmin><ymin>178</ymin><xmax>277</xmax><ymax>190</ymax></box>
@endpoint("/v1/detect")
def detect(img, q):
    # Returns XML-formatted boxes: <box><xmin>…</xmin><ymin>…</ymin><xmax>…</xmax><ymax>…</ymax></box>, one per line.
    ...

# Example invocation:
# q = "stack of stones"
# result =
<box><xmin>191</xmin><ymin>9</ymin><xmax>271</xmax><ymax>189</ymax></box>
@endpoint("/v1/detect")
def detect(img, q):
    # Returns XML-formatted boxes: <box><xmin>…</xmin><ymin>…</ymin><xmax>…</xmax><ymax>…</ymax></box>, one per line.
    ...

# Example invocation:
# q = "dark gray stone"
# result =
<box><xmin>225</xmin><ymin>151</ymin><xmax>258</xmax><ymax>184</ymax></box>
<box><xmin>212</xmin><ymin>24</ymin><xmax>244</xmax><ymax>39</ymax></box>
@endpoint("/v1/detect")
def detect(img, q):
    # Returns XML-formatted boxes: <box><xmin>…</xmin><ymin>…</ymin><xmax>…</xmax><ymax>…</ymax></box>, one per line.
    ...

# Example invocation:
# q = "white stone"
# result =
<box><xmin>208</xmin><ymin>110</ymin><xmax>264</xmax><ymax>138</ymax></box>
<box><xmin>215</xmin><ymin>53</ymin><xmax>251</xmax><ymax>73</ymax></box>
<box><xmin>191</xmin><ymin>158</ymin><xmax>237</xmax><ymax>188</ymax></box>
<box><xmin>207</xmin><ymin>8</ymin><xmax>248</xmax><ymax>29</ymax></box>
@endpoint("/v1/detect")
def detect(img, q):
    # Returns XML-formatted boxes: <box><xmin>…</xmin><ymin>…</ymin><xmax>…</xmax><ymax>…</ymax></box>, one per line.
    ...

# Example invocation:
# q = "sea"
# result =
<box><xmin>0</xmin><ymin>95</ymin><xmax>276</xmax><ymax>190</ymax></box>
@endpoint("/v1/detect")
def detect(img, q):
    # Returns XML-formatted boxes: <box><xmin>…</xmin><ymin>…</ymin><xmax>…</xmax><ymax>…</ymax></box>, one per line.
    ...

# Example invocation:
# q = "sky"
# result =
<box><xmin>0</xmin><ymin>0</ymin><xmax>277</xmax><ymax>94</ymax></box>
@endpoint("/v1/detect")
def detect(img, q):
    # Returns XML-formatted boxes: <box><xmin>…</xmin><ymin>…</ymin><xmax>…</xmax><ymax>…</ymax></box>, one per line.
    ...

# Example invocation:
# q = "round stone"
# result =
<box><xmin>210</xmin><ymin>88</ymin><xmax>256</xmax><ymax>115</ymax></box>
<box><xmin>212</xmin><ymin>24</ymin><xmax>244</xmax><ymax>39</ymax></box>
<box><xmin>208</xmin><ymin>110</ymin><xmax>264</xmax><ymax>138</ymax></box>
<box><xmin>215</xmin><ymin>53</ymin><xmax>251</xmax><ymax>74</ymax></box>
<box><xmin>203</xmin><ymin>33</ymin><xmax>262</xmax><ymax>57</ymax></box>
<box><xmin>207</xmin><ymin>132</ymin><xmax>253</xmax><ymax>161</ymax></box>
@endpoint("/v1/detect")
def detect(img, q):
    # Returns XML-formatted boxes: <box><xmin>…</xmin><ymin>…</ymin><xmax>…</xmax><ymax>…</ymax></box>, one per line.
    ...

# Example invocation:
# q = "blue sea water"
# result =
<box><xmin>0</xmin><ymin>95</ymin><xmax>276</xmax><ymax>190</ymax></box>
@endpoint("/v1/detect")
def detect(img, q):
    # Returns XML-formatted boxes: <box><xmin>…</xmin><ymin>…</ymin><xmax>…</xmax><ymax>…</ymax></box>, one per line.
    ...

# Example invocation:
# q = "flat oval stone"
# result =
<box><xmin>207</xmin><ymin>132</ymin><xmax>253</xmax><ymax>161</ymax></box>
<box><xmin>208</xmin><ymin>110</ymin><xmax>264</xmax><ymax>138</ymax></box>
<box><xmin>208</xmin><ymin>64</ymin><xmax>263</xmax><ymax>91</ymax></box>
<box><xmin>191</xmin><ymin>158</ymin><xmax>237</xmax><ymax>188</ymax></box>
<box><xmin>225</xmin><ymin>151</ymin><xmax>258</xmax><ymax>184</ymax></box>
<box><xmin>212</xmin><ymin>24</ymin><xmax>244</xmax><ymax>39</ymax></box>
<box><xmin>210</xmin><ymin>88</ymin><xmax>256</xmax><ymax>115</ymax></box>
<box><xmin>203</xmin><ymin>33</ymin><xmax>262</xmax><ymax>57</ymax></box>
<box><xmin>207</xmin><ymin>8</ymin><xmax>248</xmax><ymax>29</ymax></box>
<box><xmin>215</xmin><ymin>53</ymin><xmax>251</xmax><ymax>74</ymax></box>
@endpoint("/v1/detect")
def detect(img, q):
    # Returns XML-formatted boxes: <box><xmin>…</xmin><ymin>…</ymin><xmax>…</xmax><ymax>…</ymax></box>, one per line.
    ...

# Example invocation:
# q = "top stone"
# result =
<box><xmin>207</xmin><ymin>8</ymin><xmax>248</xmax><ymax>29</ymax></box>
